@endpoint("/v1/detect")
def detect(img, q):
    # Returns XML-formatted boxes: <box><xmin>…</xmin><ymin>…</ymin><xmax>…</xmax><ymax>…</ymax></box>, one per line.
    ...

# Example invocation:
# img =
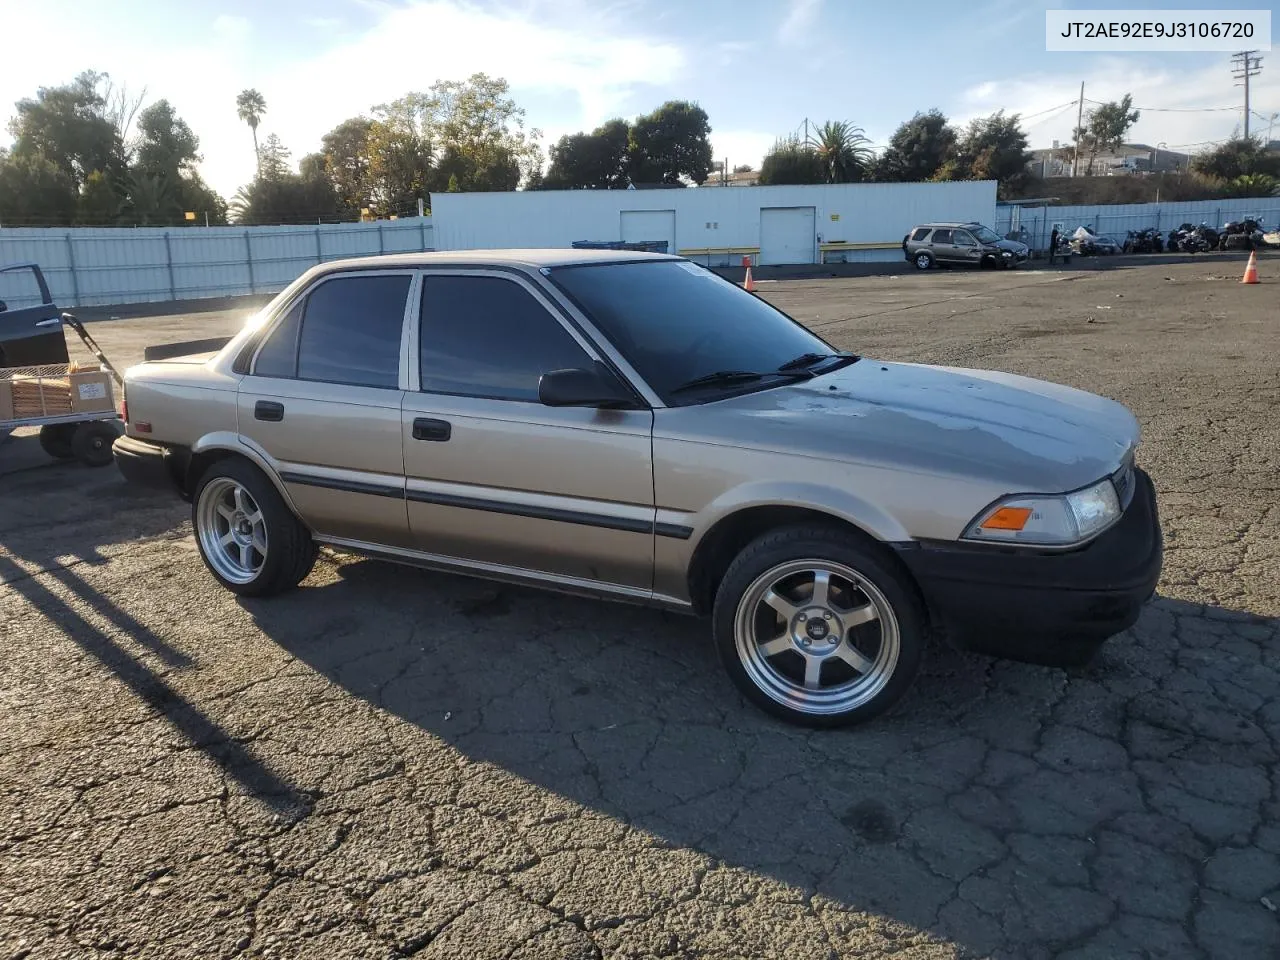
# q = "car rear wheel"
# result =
<box><xmin>913</xmin><ymin>251</ymin><xmax>934</xmax><ymax>270</ymax></box>
<box><xmin>193</xmin><ymin>458</ymin><xmax>316</xmax><ymax>596</ymax></box>
<box><xmin>712</xmin><ymin>525</ymin><xmax>926</xmax><ymax>727</ymax></box>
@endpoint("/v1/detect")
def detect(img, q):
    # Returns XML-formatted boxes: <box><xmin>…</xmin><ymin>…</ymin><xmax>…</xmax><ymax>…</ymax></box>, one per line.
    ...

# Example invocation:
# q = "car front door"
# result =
<box><xmin>952</xmin><ymin>229</ymin><xmax>983</xmax><ymax>265</ymax></box>
<box><xmin>237</xmin><ymin>270</ymin><xmax>414</xmax><ymax>547</ymax></box>
<box><xmin>402</xmin><ymin>270</ymin><xmax>655</xmax><ymax>591</ymax></box>
<box><xmin>0</xmin><ymin>264</ymin><xmax>69</xmax><ymax>368</ymax></box>
<box><xmin>929</xmin><ymin>228</ymin><xmax>956</xmax><ymax>263</ymax></box>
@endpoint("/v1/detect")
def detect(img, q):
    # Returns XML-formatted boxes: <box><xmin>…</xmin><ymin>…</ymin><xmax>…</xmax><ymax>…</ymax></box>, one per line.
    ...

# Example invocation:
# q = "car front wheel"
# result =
<box><xmin>712</xmin><ymin>525</ymin><xmax>926</xmax><ymax>727</ymax></box>
<box><xmin>193</xmin><ymin>458</ymin><xmax>317</xmax><ymax>596</ymax></box>
<box><xmin>914</xmin><ymin>251</ymin><xmax>934</xmax><ymax>270</ymax></box>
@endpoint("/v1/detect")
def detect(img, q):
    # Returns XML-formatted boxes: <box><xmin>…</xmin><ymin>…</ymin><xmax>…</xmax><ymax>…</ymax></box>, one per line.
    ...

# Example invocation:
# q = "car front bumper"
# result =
<box><xmin>892</xmin><ymin>469</ymin><xmax>1162</xmax><ymax>663</ymax></box>
<box><xmin>113</xmin><ymin>435</ymin><xmax>179</xmax><ymax>492</ymax></box>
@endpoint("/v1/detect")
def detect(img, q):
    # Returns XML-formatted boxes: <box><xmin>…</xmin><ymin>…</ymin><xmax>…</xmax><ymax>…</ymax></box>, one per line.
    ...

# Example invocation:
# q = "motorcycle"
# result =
<box><xmin>1169</xmin><ymin>222</ymin><xmax>1216</xmax><ymax>254</ymax></box>
<box><xmin>1122</xmin><ymin>227</ymin><xmax>1163</xmax><ymax>254</ymax></box>
<box><xmin>1219</xmin><ymin>217</ymin><xmax>1265</xmax><ymax>251</ymax></box>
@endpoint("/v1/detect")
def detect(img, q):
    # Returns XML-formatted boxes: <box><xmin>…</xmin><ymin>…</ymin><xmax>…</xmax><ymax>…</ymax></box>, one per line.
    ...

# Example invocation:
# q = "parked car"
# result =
<box><xmin>903</xmin><ymin>222</ymin><xmax>1030</xmax><ymax>270</ymax></box>
<box><xmin>114</xmin><ymin>251</ymin><xmax>1162</xmax><ymax>727</ymax></box>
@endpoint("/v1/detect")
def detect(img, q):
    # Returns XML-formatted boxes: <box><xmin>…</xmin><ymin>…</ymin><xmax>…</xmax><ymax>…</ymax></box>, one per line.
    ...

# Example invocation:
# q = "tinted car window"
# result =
<box><xmin>419</xmin><ymin>276</ymin><xmax>592</xmax><ymax>401</ymax></box>
<box><xmin>954</xmin><ymin>231</ymin><xmax>976</xmax><ymax>246</ymax></box>
<box><xmin>253</xmin><ymin>299</ymin><xmax>304</xmax><ymax>378</ymax></box>
<box><xmin>910</xmin><ymin>228</ymin><xmax>930</xmax><ymax>242</ymax></box>
<box><xmin>296</xmin><ymin>274</ymin><xmax>410</xmax><ymax>388</ymax></box>
<box><xmin>931</xmin><ymin>229</ymin><xmax>953</xmax><ymax>244</ymax></box>
<box><xmin>548</xmin><ymin>260</ymin><xmax>836</xmax><ymax>404</ymax></box>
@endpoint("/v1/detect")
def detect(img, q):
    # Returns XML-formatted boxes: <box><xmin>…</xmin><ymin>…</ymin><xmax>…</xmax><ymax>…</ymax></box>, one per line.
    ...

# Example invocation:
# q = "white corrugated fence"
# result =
<box><xmin>0</xmin><ymin>218</ymin><xmax>433</xmax><ymax>309</ymax></box>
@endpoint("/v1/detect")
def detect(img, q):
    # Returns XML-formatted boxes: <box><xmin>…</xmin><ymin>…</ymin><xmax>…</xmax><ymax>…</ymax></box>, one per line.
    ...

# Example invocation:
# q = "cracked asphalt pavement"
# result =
<box><xmin>1</xmin><ymin>260</ymin><xmax>1278</xmax><ymax>959</ymax></box>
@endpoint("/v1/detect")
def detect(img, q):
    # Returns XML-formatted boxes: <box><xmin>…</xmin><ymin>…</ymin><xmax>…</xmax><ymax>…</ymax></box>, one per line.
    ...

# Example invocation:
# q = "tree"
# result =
<box><xmin>0</xmin><ymin>152</ymin><xmax>78</xmax><ymax>225</ymax></box>
<box><xmin>939</xmin><ymin>111</ymin><xmax>1030</xmax><ymax>196</ymax></box>
<box><xmin>365</xmin><ymin>100</ymin><xmax>433</xmax><ymax>214</ymax></box>
<box><xmin>318</xmin><ymin>117</ymin><xmax>375</xmax><ymax>215</ymax></box>
<box><xmin>542</xmin><ymin>119</ymin><xmax>631</xmax><ymax>189</ymax></box>
<box><xmin>732</xmin><ymin>163</ymin><xmax>754</xmax><ymax>173</ymax></box>
<box><xmin>418</xmin><ymin>73</ymin><xmax>542</xmax><ymax>191</ymax></box>
<box><xmin>1074</xmin><ymin>94</ymin><xmax>1140</xmax><ymax>175</ymax></box>
<box><xmin>235</xmin><ymin>88</ymin><xmax>267</xmax><ymax>170</ymax></box>
<box><xmin>627</xmin><ymin>101</ymin><xmax>713</xmax><ymax>185</ymax></box>
<box><xmin>77</xmin><ymin>169</ymin><xmax>123</xmax><ymax>224</ymax></box>
<box><xmin>256</xmin><ymin>133</ymin><xmax>291</xmax><ymax>182</ymax></box>
<box><xmin>757</xmin><ymin>135</ymin><xmax>825</xmax><ymax>185</ymax></box>
<box><xmin>133</xmin><ymin>99</ymin><xmax>200</xmax><ymax>177</ymax></box>
<box><xmin>876</xmin><ymin>109</ymin><xmax>956</xmax><ymax>182</ymax></box>
<box><xmin>1224</xmin><ymin>172</ymin><xmax>1278</xmax><ymax>197</ymax></box>
<box><xmin>7</xmin><ymin>72</ymin><xmax>126</xmax><ymax>190</ymax></box>
<box><xmin>812</xmin><ymin>120</ymin><xmax>872</xmax><ymax>183</ymax></box>
<box><xmin>1191</xmin><ymin>137</ymin><xmax>1280</xmax><ymax>181</ymax></box>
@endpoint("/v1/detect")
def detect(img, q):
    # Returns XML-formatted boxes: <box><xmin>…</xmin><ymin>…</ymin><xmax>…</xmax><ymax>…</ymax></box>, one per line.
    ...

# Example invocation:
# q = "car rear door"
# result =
<box><xmin>929</xmin><ymin>228</ymin><xmax>956</xmax><ymax>263</ymax></box>
<box><xmin>0</xmin><ymin>264</ymin><xmax>70</xmax><ymax>368</ymax></box>
<box><xmin>401</xmin><ymin>269</ymin><xmax>655</xmax><ymax>591</ymax></box>
<box><xmin>237</xmin><ymin>269</ymin><xmax>414</xmax><ymax>547</ymax></box>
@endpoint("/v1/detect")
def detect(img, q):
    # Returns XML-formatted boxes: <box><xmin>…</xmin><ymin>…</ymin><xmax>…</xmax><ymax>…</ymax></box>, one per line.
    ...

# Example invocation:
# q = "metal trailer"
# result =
<box><xmin>0</xmin><ymin>262</ymin><xmax>125</xmax><ymax>467</ymax></box>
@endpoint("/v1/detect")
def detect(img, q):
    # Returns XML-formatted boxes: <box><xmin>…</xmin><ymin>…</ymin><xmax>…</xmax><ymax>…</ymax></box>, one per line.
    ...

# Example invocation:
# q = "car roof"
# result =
<box><xmin>915</xmin><ymin>222</ymin><xmax>982</xmax><ymax>229</ymax></box>
<box><xmin>316</xmin><ymin>249</ymin><xmax>682</xmax><ymax>271</ymax></box>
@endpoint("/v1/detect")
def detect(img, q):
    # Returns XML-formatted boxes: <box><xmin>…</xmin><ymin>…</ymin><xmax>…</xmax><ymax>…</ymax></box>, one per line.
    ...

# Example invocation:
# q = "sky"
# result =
<box><xmin>1</xmin><ymin>0</ymin><xmax>1277</xmax><ymax>199</ymax></box>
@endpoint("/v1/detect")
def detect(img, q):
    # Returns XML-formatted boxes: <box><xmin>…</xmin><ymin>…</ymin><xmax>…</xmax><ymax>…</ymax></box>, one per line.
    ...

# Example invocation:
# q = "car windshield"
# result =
<box><xmin>547</xmin><ymin>260</ymin><xmax>837</xmax><ymax>404</ymax></box>
<box><xmin>969</xmin><ymin>225</ymin><xmax>1001</xmax><ymax>243</ymax></box>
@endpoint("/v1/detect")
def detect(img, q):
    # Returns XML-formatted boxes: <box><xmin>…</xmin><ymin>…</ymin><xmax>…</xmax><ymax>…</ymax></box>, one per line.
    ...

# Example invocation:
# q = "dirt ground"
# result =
<box><xmin>1</xmin><ymin>259</ymin><xmax>1278</xmax><ymax>959</ymax></box>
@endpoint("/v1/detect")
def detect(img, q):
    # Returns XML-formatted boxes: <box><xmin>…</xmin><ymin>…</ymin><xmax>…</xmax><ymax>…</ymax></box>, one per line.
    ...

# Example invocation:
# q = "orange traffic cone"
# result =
<box><xmin>742</xmin><ymin>255</ymin><xmax>756</xmax><ymax>293</ymax></box>
<box><xmin>1242</xmin><ymin>250</ymin><xmax>1260</xmax><ymax>284</ymax></box>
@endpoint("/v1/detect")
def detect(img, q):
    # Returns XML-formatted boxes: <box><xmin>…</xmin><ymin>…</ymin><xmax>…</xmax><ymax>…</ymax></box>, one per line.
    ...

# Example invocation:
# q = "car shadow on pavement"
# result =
<box><xmin>0</xmin><ymin>479</ymin><xmax>311</xmax><ymax>817</ymax></box>
<box><xmin>242</xmin><ymin>552</ymin><xmax>1280</xmax><ymax>944</ymax></box>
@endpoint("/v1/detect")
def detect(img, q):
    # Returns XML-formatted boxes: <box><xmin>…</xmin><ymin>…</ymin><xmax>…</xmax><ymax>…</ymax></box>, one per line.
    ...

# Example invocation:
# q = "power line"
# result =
<box><xmin>1083</xmin><ymin>97</ymin><xmax>1239</xmax><ymax>113</ymax></box>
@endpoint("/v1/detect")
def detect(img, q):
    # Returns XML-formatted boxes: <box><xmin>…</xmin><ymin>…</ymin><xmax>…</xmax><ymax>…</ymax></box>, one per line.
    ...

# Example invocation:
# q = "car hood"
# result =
<box><xmin>993</xmin><ymin>238</ymin><xmax>1028</xmax><ymax>253</ymax></box>
<box><xmin>664</xmin><ymin>360</ymin><xmax>1139</xmax><ymax>492</ymax></box>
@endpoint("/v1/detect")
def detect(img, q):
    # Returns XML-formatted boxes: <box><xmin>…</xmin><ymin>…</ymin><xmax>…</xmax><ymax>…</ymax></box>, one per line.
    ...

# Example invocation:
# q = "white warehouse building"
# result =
<box><xmin>430</xmin><ymin>180</ymin><xmax>998</xmax><ymax>267</ymax></box>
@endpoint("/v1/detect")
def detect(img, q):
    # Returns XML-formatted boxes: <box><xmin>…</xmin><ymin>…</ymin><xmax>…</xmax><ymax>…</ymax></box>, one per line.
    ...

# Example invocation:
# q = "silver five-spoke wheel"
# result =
<box><xmin>196</xmin><ymin>477</ymin><xmax>268</xmax><ymax>585</ymax></box>
<box><xmin>733</xmin><ymin>559</ymin><xmax>901</xmax><ymax>717</ymax></box>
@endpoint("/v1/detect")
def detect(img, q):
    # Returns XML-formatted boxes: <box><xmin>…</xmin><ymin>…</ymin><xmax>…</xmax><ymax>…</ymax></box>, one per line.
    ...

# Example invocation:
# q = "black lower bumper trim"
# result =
<box><xmin>113</xmin><ymin>435</ymin><xmax>180</xmax><ymax>492</ymax></box>
<box><xmin>893</xmin><ymin>468</ymin><xmax>1163</xmax><ymax>662</ymax></box>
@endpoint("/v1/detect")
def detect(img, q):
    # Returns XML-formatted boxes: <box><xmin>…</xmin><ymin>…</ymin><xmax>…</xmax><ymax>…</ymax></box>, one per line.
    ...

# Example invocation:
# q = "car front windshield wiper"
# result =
<box><xmin>669</xmin><ymin>368</ymin><xmax>814</xmax><ymax>395</ymax></box>
<box><xmin>776</xmin><ymin>350</ymin><xmax>861</xmax><ymax>372</ymax></box>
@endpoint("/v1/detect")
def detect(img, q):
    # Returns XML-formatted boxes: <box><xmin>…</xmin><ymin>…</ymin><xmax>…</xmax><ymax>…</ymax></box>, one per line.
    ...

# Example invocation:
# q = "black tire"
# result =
<box><xmin>192</xmin><ymin>457</ymin><xmax>317</xmax><ymax>597</ymax></box>
<box><xmin>70</xmin><ymin>420</ymin><xmax>123</xmax><ymax>467</ymax></box>
<box><xmin>711</xmin><ymin>524</ymin><xmax>927</xmax><ymax>728</ymax></box>
<box><xmin>913</xmin><ymin>251</ymin><xmax>934</xmax><ymax>271</ymax></box>
<box><xmin>39</xmin><ymin>423</ymin><xmax>77</xmax><ymax>460</ymax></box>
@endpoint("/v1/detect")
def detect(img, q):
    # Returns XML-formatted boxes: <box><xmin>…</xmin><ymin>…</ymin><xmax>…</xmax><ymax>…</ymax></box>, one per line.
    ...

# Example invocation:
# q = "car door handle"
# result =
<box><xmin>254</xmin><ymin>400</ymin><xmax>284</xmax><ymax>422</ymax></box>
<box><xmin>34</xmin><ymin>318</ymin><xmax>62</xmax><ymax>327</ymax></box>
<box><xmin>412</xmin><ymin>417</ymin><xmax>451</xmax><ymax>442</ymax></box>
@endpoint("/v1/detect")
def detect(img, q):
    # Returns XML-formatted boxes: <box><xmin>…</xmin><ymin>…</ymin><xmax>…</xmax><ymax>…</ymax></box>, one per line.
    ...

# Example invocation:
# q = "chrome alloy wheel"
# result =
<box><xmin>733</xmin><ymin>559</ymin><xmax>901</xmax><ymax>716</ymax></box>
<box><xmin>196</xmin><ymin>477</ymin><xmax>268</xmax><ymax>585</ymax></box>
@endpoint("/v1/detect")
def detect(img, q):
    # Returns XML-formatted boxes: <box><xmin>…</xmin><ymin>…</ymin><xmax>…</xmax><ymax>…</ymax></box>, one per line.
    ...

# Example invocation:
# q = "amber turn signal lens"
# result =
<box><xmin>980</xmin><ymin>506</ymin><xmax>1033</xmax><ymax>531</ymax></box>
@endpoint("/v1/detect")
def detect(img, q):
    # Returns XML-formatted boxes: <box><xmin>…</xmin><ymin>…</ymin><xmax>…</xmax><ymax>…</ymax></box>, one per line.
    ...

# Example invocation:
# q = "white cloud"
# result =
<box><xmin>780</xmin><ymin>0</ymin><xmax>821</xmax><ymax>45</ymax></box>
<box><xmin>709</xmin><ymin>129</ymin><xmax>777</xmax><ymax>172</ymax></box>
<box><xmin>212</xmin><ymin>15</ymin><xmax>251</xmax><ymax>45</ymax></box>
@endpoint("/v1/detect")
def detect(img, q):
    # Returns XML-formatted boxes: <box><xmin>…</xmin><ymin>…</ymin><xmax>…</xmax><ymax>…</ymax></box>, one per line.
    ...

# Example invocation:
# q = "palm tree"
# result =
<box><xmin>235</xmin><ymin>89</ymin><xmax>267</xmax><ymax>172</ymax></box>
<box><xmin>813</xmin><ymin>121</ymin><xmax>873</xmax><ymax>184</ymax></box>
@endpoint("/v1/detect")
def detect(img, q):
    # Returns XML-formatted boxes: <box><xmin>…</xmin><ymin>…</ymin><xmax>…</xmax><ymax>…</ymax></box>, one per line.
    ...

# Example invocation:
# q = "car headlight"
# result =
<box><xmin>963</xmin><ymin>477</ymin><xmax>1121</xmax><ymax>546</ymax></box>
<box><xmin>1001</xmin><ymin>250</ymin><xmax>1012</xmax><ymax>257</ymax></box>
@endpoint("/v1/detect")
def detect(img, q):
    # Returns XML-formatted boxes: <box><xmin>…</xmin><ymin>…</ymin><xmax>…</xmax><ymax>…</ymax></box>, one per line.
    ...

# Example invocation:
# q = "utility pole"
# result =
<box><xmin>1072</xmin><ymin>82</ymin><xmax>1085</xmax><ymax>177</ymax></box>
<box><xmin>1232</xmin><ymin>51</ymin><xmax>1263</xmax><ymax>139</ymax></box>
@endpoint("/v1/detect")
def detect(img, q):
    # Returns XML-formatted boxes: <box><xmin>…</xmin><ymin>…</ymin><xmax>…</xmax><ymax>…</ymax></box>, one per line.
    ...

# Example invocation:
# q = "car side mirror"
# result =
<box><xmin>538</xmin><ymin>364</ymin><xmax>635</xmax><ymax>409</ymax></box>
